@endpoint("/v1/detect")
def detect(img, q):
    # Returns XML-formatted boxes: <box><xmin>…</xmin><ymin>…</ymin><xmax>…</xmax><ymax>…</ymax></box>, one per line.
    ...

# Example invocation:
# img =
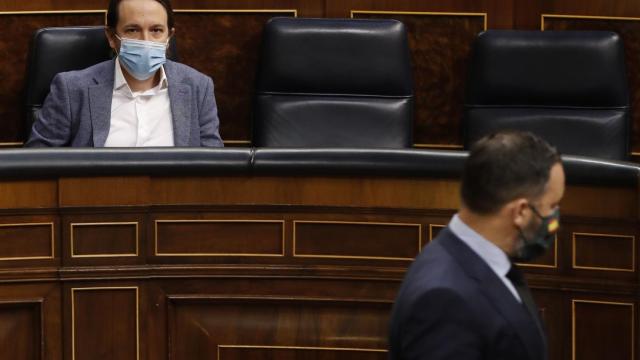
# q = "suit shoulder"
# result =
<box><xmin>166</xmin><ymin>60</ymin><xmax>211</xmax><ymax>83</ymax></box>
<box><xmin>53</xmin><ymin>59</ymin><xmax>114</xmax><ymax>85</ymax></box>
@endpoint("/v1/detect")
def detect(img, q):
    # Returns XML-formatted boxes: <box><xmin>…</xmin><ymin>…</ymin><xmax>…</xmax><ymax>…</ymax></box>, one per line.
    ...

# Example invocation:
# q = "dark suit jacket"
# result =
<box><xmin>26</xmin><ymin>59</ymin><xmax>223</xmax><ymax>147</ymax></box>
<box><xmin>388</xmin><ymin>227</ymin><xmax>547</xmax><ymax>360</ymax></box>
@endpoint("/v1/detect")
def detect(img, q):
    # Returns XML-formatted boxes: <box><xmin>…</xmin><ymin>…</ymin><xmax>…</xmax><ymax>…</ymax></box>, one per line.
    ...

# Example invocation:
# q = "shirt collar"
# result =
<box><xmin>448</xmin><ymin>213</ymin><xmax>512</xmax><ymax>278</ymax></box>
<box><xmin>114</xmin><ymin>57</ymin><xmax>169</xmax><ymax>94</ymax></box>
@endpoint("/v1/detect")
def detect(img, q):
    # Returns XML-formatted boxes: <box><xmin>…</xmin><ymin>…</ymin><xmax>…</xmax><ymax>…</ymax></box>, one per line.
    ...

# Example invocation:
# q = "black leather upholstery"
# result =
<box><xmin>1</xmin><ymin>148</ymin><xmax>252</xmax><ymax>177</ymax></box>
<box><xmin>24</xmin><ymin>27</ymin><xmax>112</xmax><ymax>137</ymax></box>
<box><xmin>464</xmin><ymin>30</ymin><xmax>630</xmax><ymax>160</ymax></box>
<box><xmin>253</xmin><ymin>17</ymin><xmax>414</xmax><ymax>148</ymax></box>
<box><xmin>5</xmin><ymin>147</ymin><xmax>637</xmax><ymax>187</ymax></box>
<box><xmin>24</xmin><ymin>26</ymin><xmax>179</xmax><ymax>138</ymax></box>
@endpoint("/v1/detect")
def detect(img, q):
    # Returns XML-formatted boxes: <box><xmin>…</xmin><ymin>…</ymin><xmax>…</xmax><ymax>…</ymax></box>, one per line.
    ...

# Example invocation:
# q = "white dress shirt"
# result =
<box><xmin>104</xmin><ymin>59</ymin><xmax>174</xmax><ymax>147</ymax></box>
<box><xmin>448</xmin><ymin>214</ymin><xmax>522</xmax><ymax>302</ymax></box>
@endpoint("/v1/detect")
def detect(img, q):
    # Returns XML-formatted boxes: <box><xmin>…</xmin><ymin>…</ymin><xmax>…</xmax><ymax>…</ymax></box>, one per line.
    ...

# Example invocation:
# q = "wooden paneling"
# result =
<box><xmin>218</xmin><ymin>346</ymin><xmax>387</xmax><ymax>360</ymax></box>
<box><xmin>173</xmin><ymin>10</ymin><xmax>296</xmax><ymax>144</ymax></box>
<box><xmin>70</xmin><ymin>222</ymin><xmax>138</xmax><ymax>257</ymax></box>
<box><xmin>155</xmin><ymin>220</ymin><xmax>284</xmax><ymax>257</ymax></box>
<box><xmin>0</xmin><ymin>222</ymin><xmax>54</xmax><ymax>261</ymax></box>
<box><xmin>59</xmin><ymin>177</ymin><xmax>150</xmax><ymax>207</ymax></box>
<box><xmin>168</xmin><ymin>296</ymin><xmax>390</xmax><ymax>359</ymax></box>
<box><xmin>543</xmin><ymin>15</ymin><xmax>640</xmax><ymax>156</ymax></box>
<box><xmin>0</xmin><ymin>301</ymin><xmax>42</xmax><ymax>360</ymax></box>
<box><xmin>0</xmin><ymin>12</ymin><xmax>105</xmax><ymax>143</ymax></box>
<box><xmin>0</xmin><ymin>180</ymin><xmax>57</xmax><ymax>209</ymax></box>
<box><xmin>572</xmin><ymin>299</ymin><xmax>635</xmax><ymax>360</ymax></box>
<box><xmin>70</xmin><ymin>287</ymin><xmax>138</xmax><ymax>360</ymax></box>
<box><xmin>573</xmin><ymin>232</ymin><xmax>635</xmax><ymax>272</ymax></box>
<box><xmin>293</xmin><ymin>221</ymin><xmax>421</xmax><ymax>260</ymax></box>
<box><xmin>352</xmin><ymin>11</ymin><xmax>485</xmax><ymax>148</ymax></box>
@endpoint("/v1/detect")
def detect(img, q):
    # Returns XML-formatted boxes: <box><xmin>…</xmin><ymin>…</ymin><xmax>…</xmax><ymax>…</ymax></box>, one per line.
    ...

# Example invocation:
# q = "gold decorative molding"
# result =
<box><xmin>222</xmin><ymin>140</ymin><xmax>251</xmax><ymax>145</ymax></box>
<box><xmin>70</xmin><ymin>222</ymin><xmax>139</xmax><ymax>258</ymax></box>
<box><xmin>351</xmin><ymin>10</ymin><xmax>488</xmax><ymax>31</ymax></box>
<box><xmin>542</xmin><ymin>13</ymin><xmax>640</xmax><ymax>31</ymax></box>
<box><xmin>427</xmin><ymin>224</ymin><xmax>446</xmax><ymax>243</ymax></box>
<box><xmin>154</xmin><ymin>219</ymin><xmax>285</xmax><ymax>257</ymax></box>
<box><xmin>293</xmin><ymin>220</ymin><xmax>422</xmax><ymax>261</ymax></box>
<box><xmin>218</xmin><ymin>344</ymin><xmax>386</xmax><ymax>359</ymax></box>
<box><xmin>572</xmin><ymin>232</ymin><xmax>635</xmax><ymax>272</ymax></box>
<box><xmin>71</xmin><ymin>286</ymin><xmax>139</xmax><ymax>360</ymax></box>
<box><xmin>413</xmin><ymin>143</ymin><xmax>464</xmax><ymax>150</ymax></box>
<box><xmin>571</xmin><ymin>299</ymin><xmax>634</xmax><ymax>360</ymax></box>
<box><xmin>174</xmin><ymin>9</ymin><xmax>297</xmax><ymax>17</ymax></box>
<box><xmin>0</xmin><ymin>222</ymin><xmax>54</xmax><ymax>261</ymax></box>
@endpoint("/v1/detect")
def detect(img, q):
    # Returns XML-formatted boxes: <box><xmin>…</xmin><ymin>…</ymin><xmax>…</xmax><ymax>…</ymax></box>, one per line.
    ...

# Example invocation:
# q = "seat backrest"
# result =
<box><xmin>24</xmin><ymin>26</ymin><xmax>179</xmax><ymax>138</ymax></box>
<box><xmin>253</xmin><ymin>17</ymin><xmax>414</xmax><ymax>148</ymax></box>
<box><xmin>464</xmin><ymin>30</ymin><xmax>630</xmax><ymax>160</ymax></box>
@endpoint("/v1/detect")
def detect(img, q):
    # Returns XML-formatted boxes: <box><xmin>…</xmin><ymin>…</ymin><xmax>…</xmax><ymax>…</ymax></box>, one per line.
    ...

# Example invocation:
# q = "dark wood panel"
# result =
<box><xmin>0</xmin><ymin>222</ymin><xmax>53</xmax><ymax>260</ymax></box>
<box><xmin>71</xmin><ymin>222</ymin><xmax>138</xmax><ymax>257</ymax></box>
<box><xmin>294</xmin><ymin>221</ymin><xmax>420</xmax><ymax>260</ymax></box>
<box><xmin>0</xmin><ymin>12</ymin><xmax>105</xmax><ymax>143</ymax></box>
<box><xmin>70</xmin><ymin>287</ymin><xmax>138</xmax><ymax>360</ymax></box>
<box><xmin>543</xmin><ymin>16</ymin><xmax>640</xmax><ymax>156</ymax></box>
<box><xmin>573</xmin><ymin>232</ymin><xmax>635</xmax><ymax>272</ymax></box>
<box><xmin>0</xmin><ymin>180</ymin><xmax>57</xmax><ymax>209</ymax></box>
<box><xmin>59</xmin><ymin>177</ymin><xmax>150</xmax><ymax>207</ymax></box>
<box><xmin>168</xmin><ymin>296</ymin><xmax>390</xmax><ymax>360</ymax></box>
<box><xmin>573</xmin><ymin>299</ymin><xmax>635</xmax><ymax>360</ymax></box>
<box><xmin>353</xmin><ymin>12</ymin><xmax>485</xmax><ymax>148</ymax></box>
<box><xmin>0</xmin><ymin>301</ymin><xmax>42</xmax><ymax>360</ymax></box>
<box><xmin>155</xmin><ymin>220</ymin><xmax>284</xmax><ymax>256</ymax></box>
<box><xmin>173</xmin><ymin>10</ymin><xmax>295</xmax><ymax>144</ymax></box>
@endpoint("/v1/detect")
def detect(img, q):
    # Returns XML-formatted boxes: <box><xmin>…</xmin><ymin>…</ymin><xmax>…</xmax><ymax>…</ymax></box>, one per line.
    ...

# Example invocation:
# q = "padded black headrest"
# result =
<box><xmin>466</xmin><ymin>30</ymin><xmax>628</xmax><ymax>107</ymax></box>
<box><xmin>253</xmin><ymin>18</ymin><xmax>414</xmax><ymax>148</ymax></box>
<box><xmin>25</xmin><ymin>26</ymin><xmax>113</xmax><ymax>108</ymax></box>
<box><xmin>464</xmin><ymin>30</ymin><xmax>630</xmax><ymax>161</ymax></box>
<box><xmin>256</xmin><ymin>17</ymin><xmax>413</xmax><ymax>96</ymax></box>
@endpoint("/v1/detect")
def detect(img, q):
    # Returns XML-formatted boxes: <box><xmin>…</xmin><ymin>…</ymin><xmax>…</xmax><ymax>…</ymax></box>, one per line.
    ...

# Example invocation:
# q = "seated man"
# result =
<box><xmin>26</xmin><ymin>0</ymin><xmax>223</xmax><ymax>147</ymax></box>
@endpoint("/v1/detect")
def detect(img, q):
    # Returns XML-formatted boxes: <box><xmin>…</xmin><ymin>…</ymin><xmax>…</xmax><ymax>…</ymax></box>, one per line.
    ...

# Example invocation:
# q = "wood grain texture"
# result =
<box><xmin>353</xmin><ymin>12</ymin><xmax>485</xmax><ymax>147</ymax></box>
<box><xmin>0</xmin><ymin>12</ymin><xmax>105</xmax><ymax>143</ymax></box>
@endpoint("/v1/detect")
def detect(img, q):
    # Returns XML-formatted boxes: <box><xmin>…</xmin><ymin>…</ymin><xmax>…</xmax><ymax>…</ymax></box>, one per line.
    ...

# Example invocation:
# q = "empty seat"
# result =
<box><xmin>253</xmin><ymin>17</ymin><xmax>414</xmax><ymax>148</ymax></box>
<box><xmin>464</xmin><ymin>30</ymin><xmax>630</xmax><ymax>160</ymax></box>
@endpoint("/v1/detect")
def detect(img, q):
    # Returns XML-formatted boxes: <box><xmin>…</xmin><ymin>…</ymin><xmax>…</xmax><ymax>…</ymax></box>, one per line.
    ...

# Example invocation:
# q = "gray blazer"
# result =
<box><xmin>26</xmin><ymin>59</ymin><xmax>223</xmax><ymax>147</ymax></box>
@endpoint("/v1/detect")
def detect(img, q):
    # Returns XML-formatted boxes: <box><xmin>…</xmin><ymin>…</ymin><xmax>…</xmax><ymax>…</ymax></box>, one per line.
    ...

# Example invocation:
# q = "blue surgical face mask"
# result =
<box><xmin>115</xmin><ymin>35</ymin><xmax>168</xmax><ymax>81</ymax></box>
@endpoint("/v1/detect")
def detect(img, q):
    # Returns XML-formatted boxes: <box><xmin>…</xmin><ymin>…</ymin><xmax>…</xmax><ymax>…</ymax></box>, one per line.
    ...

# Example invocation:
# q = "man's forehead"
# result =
<box><xmin>118</xmin><ymin>0</ymin><xmax>167</xmax><ymax>23</ymax></box>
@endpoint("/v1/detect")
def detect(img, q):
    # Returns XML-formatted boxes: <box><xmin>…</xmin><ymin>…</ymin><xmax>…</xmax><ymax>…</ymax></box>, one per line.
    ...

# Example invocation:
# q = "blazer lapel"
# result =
<box><xmin>165</xmin><ymin>61</ymin><xmax>191</xmax><ymax>146</ymax></box>
<box><xmin>89</xmin><ymin>59</ymin><xmax>115</xmax><ymax>147</ymax></box>
<box><xmin>439</xmin><ymin>229</ymin><xmax>546</xmax><ymax>360</ymax></box>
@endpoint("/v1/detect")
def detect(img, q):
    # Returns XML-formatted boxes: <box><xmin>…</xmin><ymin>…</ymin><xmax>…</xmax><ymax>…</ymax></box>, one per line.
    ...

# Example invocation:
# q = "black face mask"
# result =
<box><xmin>512</xmin><ymin>205</ymin><xmax>560</xmax><ymax>262</ymax></box>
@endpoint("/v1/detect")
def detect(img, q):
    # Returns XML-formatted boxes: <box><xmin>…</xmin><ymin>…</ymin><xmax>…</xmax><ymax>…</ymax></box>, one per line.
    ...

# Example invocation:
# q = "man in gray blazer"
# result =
<box><xmin>26</xmin><ymin>0</ymin><xmax>223</xmax><ymax>147</ymax></box>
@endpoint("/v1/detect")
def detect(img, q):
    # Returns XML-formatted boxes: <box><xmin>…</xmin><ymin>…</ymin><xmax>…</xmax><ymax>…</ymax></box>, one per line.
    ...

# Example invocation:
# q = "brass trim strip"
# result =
<box><xmin>541</xmin><ymin>13</ymin><xmax>640</xmax><ymax>31</ymax></box>
<box><xmin>351</xmin><ymin>10</ymin><xmax>488</xmax><ymax>31</ymax></box>
<box><xmin>0</xmin><ymin>142</ymin><xmax>24</xmax><ymax>147</ymax></box>
<box><xmin>0</xmin><ymin>222</ymin><xmax>55</xmax><ymax>261</ymax></box>
<box><xmin>427</xmin><ymin>224</ymin><xmax>446</xmax><ymax>243</ymax></box>
<box><xmin>572</xmin><ymin>232</ymin><xmax>635</xmax><ymax>272</ymax></box>
<box><xmin>517</xmin><ymin>234</ymin><xmax>559</xmax><ymax>269</ymax></box>
<box><xmin>571</xmin><ymin>299</ymin><xmax>635</xmax><ymax>360</ymax></box>
<box><xmin>293</xmin><ymin>220</ymin><xmax>422</xmax><ymax>261</ymax></box>
<box><xmin>218</xmin><ymin>344</ymin><xmax>386</xmax><ymax>358</ymax></box>
<box><xmin>154</xmin><ymin>219</ymin><xmax>285</xmax><ymax>257</ymax></box>
<box><xmin>174</xmin><ymin>9</ymin><xmax>297</xmax><ymax>17</ymax></box>
<box><xmin>0</xmin><ymin>10</ymin><xmax>106</xmax><ymax>15</ymax></box>
<box><xmin>413</xmin><ymin>143</ymin><xmax>464</xmax><ymax>149</ymax></box>
<box><xmin>70</xmin><ymin>222</ymin><xmax>139</xmax><ymax>258</ymax></box>
<box><xmin>71</xmin><ymin>286</ymin><xmax>139</xmax><ymax>360</ymax></box>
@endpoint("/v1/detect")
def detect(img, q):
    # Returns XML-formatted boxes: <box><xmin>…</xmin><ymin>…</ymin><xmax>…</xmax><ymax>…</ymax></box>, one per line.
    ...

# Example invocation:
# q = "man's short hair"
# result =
<box><xmin>106</xmin><ymin>0</ymin><xmax>175</xmax><ymax>29</ymax></box>
<box><xmin>461</xmin><ymin>131</ymin><xmax>561</xmax><ymax>214</ymax></box>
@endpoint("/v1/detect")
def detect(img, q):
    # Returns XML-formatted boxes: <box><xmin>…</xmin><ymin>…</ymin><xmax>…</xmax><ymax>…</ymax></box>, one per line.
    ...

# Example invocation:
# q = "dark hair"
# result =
<box><xmin>106</xmin><ymin>0</ymin><xmax>175</xmax><ymax>29</ymax></box>
<box><xmin>461</xmin><ymin>131</ymin><xmax>561</xmax><ymax>214</ymax></box>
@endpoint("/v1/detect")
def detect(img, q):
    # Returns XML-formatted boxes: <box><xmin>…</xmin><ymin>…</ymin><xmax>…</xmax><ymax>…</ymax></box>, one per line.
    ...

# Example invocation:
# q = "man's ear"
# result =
<box><xmin>509</xmin><ymin>198</ymin><xmax>529</xmax><ymax>228</ymax></box>
<box><xmin>104</xmin><ymin>27</ymin><xmax>118</xmax><ymax>52</ymax></box>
